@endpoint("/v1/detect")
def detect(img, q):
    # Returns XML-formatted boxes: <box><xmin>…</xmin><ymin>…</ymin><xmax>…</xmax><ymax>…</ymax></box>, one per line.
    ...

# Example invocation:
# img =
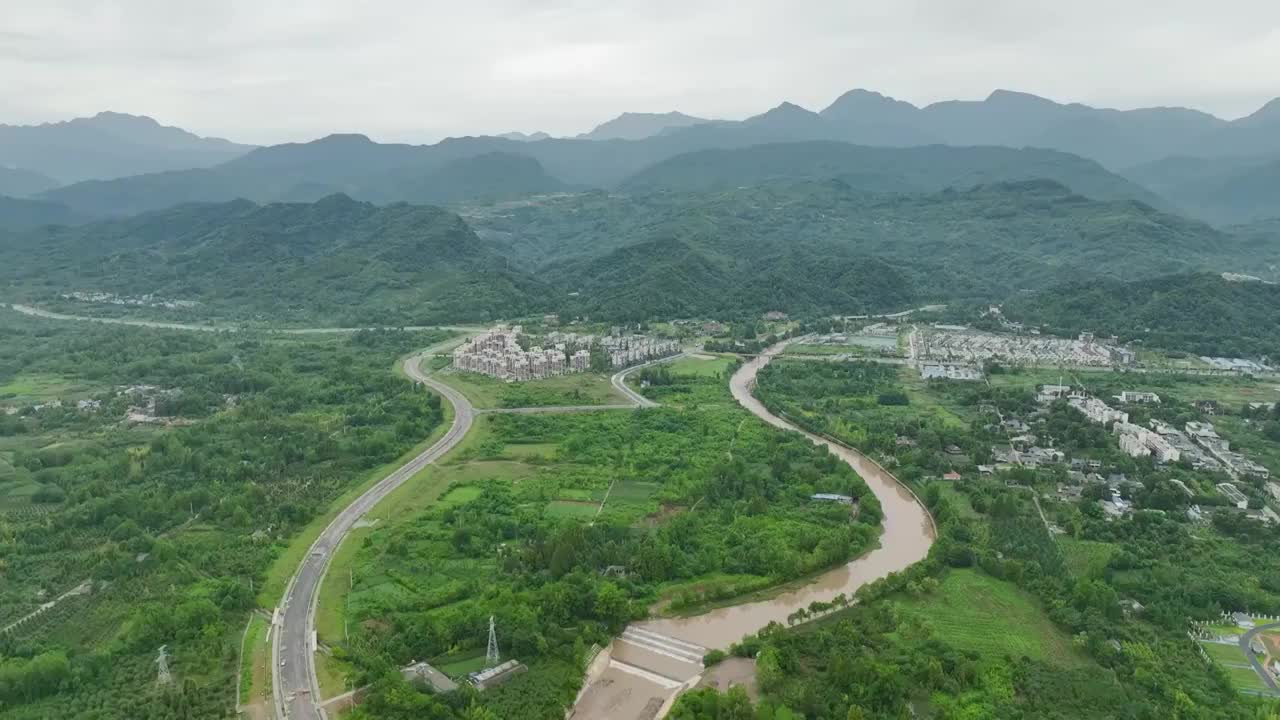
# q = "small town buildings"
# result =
<box><xmin>453</xmin><ymin>327</ymin><xmax>676</xmax><ymax>381</ymax></box>
<box><xmin>1069</xmin><ymin>396</ymin><xmax>1129</xmax><ymax>425</ymax></box>
<box><xmin>1038</xmin><ymin>384</ymin><xmax>1073</xmax><ymax>403</ymax></box>
<box><xmin>1116</xmin><ymin>391</ymin><xmax>1161</xmax><ymax>404</ymax></box>
<box><xmin>942</xmin><ymin>471</ymin><xmax>962</xmax><ymax>481</ymax></box>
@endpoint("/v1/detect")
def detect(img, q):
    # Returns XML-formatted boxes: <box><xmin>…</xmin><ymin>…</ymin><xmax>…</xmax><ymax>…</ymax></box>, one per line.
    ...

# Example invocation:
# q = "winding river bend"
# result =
<box><xmin>571</xmin><ymin>338</ymin><xmax>936</xmax><ymax>719</ymax></box>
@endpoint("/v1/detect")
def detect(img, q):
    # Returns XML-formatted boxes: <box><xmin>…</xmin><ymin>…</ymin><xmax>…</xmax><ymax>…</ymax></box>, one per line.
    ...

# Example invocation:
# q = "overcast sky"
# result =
<box><xmin>3</xmin><ymin>0</ymin><xmax>1278</xmax><ymax>145</ymax></box>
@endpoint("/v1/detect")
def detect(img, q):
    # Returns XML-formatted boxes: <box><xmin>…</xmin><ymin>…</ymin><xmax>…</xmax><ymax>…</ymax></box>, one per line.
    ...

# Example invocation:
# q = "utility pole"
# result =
<box><xmin>156</xmin><ymin>645</ymin><xmax>173</xmax><ymax>685</ymax></box>
<box><xmin>486</xmin><ymin>615</ymin><xmax>500</xmax><ymax>667</ymax></box>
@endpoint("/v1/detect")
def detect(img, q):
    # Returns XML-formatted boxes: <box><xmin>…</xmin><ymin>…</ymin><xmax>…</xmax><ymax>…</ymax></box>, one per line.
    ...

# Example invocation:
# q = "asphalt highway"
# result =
<box><xmin>271</xmin><ymin>353</ymin><xmax>475</xmax><ymax>720</ymax></box>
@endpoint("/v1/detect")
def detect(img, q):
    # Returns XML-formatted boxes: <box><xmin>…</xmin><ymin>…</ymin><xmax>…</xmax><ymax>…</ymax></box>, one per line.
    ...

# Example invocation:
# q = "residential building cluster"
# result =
<box><xmin>452</xmin><ymin>327</ymin><xmax>679</xmax><ymax>382</ymax></box>
<box><xmin>1058</xmin><ymin>385</ymin><xmax>1271</xmax><ymax>485</ymax></box>
<box><xmin>594</xmin><ymin>334</ymin><xmax>680</xmax><ymax>369</ymax></box>
<box><xmin>1200</xmin><ymin>357</ymin><xmax>1273</xmax><ymax>373</ymax></box>
<box><xmin>914</xmin><ymin>327</ymin><xmax>1134</xmax><ymax>367</ymax></box>
<box><xmin>921</xmin><ymin>364</ymin><xmax>984</xmax><ymax>381</ymax></box>
<box><xmin>452</xmin><ymin>327</ymin><xmax>590</xmax><ymax>381</ymax></box>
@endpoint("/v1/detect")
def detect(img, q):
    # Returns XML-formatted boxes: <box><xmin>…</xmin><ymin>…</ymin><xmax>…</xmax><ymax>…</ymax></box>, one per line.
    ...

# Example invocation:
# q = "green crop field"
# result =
<box><xmin>897</xmin><ymin>569</ymin><xmax>1089</xmax><ymax>668</ymax></box>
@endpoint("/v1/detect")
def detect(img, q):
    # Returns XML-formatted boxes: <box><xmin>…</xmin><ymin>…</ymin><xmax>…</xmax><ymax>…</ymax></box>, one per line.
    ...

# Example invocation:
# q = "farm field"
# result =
<box><xmin>896</xmin><ymin>569</ymin><xmax>1089</xmax><ymax>669</ymax></box>
<box><xmin>433</xmin><ymin>369</ymin><xmax>628</xmax><ymax>408</ymax></box>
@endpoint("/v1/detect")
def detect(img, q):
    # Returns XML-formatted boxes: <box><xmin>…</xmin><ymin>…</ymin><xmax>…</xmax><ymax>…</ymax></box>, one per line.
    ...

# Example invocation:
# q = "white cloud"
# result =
<box><xmin>2</xmin><ymin>0</ymin><xmax>1277</xmax><ymax>144</ymax></box>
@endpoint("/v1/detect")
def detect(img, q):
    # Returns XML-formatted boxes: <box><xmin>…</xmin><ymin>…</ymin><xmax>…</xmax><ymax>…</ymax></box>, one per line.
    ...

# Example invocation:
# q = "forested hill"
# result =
<box><xmin>1002</xmin><ymin>273</ymin><xmax>1280</xmax><ymax>359</ymax></box>
<box><xmin>470</xmin><ymin>179</ymin><xmax>1248</xmax><ymax>301</ymax></box>
<box><xmin>0</xmin><ymin>194</ymin><xmax>550</xmax><ymax>325</ymax></box>
<box><xmin>2</xmin><ymin>181</ymin><xmax>1260</xmax><ymax>325</ymax></box>
<box><xmin>542</xmin><ymin>238</ymin><xmax>917</xmax><ymax>321</ymax></box>
<box><xmin>617</xmin><ymin>141</ymin><xmax>1165</xmax><ymax>206</ymax></box>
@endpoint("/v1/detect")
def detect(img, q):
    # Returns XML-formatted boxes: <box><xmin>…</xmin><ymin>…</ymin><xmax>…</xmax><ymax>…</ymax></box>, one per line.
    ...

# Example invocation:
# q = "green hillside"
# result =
<box><xmin>618</xmin><ymin>141</ymin><xmax>1166</xmax><ymax>206</ymax></box>
<box><xmin>1002</xmin><ymin>272</ymin><xmax>1280</xmax><ymax>358</ymax></box>
<box><xmin>0</xmin><ymin>194</ymin><xmax>548</xmax><ymax>325</ymax></box>
<box><xmin>471</xmin><ymin>179</ymin><xmax>1246</xmax><ymax>302</ymax></box>
<box><xmin>544</xmin><ymin>237</ymin><xmax>917</xmax><ymax>320</ymax></box>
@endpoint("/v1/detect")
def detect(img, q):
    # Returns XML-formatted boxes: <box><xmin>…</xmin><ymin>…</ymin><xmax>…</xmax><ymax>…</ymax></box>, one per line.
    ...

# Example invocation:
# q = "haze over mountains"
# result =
<box><xmin>5</xmin><ymin>87</ymin><xmax>1277</xmax><ymax>225</ymax></box>
<box><xmin>1</xmin><ymin>85</ymin><xmax>1278</xmax><ymax>326</ymax></box>
<box><xmin>0</xmin><ymin>111</ymin><xmax>255</xmax><ymax>185</ymax></box>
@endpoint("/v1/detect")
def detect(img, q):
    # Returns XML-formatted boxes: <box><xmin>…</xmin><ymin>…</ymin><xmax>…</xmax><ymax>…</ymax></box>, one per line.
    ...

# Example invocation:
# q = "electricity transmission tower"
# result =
<box><xmin>485</xmin><ymin>615</ymin><xmax>499</xmax><ymax>667</ymax></box>
<box><xmin>155</xmin><ymin>645</ymin><xmax>173</xmax><ymax>685</ymax></box>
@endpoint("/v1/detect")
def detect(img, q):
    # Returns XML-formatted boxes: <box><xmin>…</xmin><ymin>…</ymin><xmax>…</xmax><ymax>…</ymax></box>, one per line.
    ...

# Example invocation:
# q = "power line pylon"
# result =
<box><xmin>485</xmin><ymin>615</ymin><xmax>500</xmax><ymax>667</ymax></box>
<box><xmin>156</xmin><ymin>645</ymin><xmax>173</xmax><ymax>685</ymax></box>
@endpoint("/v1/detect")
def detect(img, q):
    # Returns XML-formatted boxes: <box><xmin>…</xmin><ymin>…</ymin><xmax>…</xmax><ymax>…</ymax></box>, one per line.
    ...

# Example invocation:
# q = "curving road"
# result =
<box><xmin>1239</xmin><ymin>622</ymin><xmax>1280</xmax><ymax>692</ymax></box>
<box><xmin>8</xmin><ymin>303</ymin><xmax>484</xmax><ymax>336</ymax></box>
<box><xmin>271</xmin><ymin>352</ymin><xmax>678</xmax><ymax>718</ymax></box>
<box><xmin>610</xmin><ymin>353</ymin><xmax>683</xmax><ymax>408</ymax></box>
<box><xmin>271</xmin><ymin>353</ymin><xmax>475</xmax><ymax>720</ymax></box>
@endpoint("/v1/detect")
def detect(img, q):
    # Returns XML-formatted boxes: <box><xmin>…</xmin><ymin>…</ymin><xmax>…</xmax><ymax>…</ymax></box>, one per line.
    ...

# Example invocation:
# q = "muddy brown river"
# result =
<box><xmin>571</xmin><ymin>338</ymin><xmax>937</xmax><ymax>718</ymax></box>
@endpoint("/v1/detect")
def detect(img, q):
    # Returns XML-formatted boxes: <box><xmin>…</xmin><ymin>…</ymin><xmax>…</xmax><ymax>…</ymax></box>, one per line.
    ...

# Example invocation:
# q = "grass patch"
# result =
<box><xmin>433</xmin><ymin>652</ymin><xmax>491</xmax><ymax>679</ymax></box>
<box><xmin>545</xmin><ymin>500</ymin><xmax>600</xmax><ymax>519</ymax></box>
<box><xmin>664</xmin><ymin>354</ymin><xmax>736</xmax><ymax>377</ymax></box>
<box><xmin>434</xmin><ymin>370</ymin><xmax>627</xmax><ymax>409</ymax></box>
<box><xmin>899</xmin><ymin>368</ymin><xmax>968</xmax><ymax>429</ymax></box>
<box><xmin>0</xmin><ymin>373</ymin><xmax>96</xmax><ymax>402</ymax></box>
<box><xmin>1200</xmin><ymin>641</ymin><xmax>1247</xmax><ymax>665</ymax></box>
<box><xmin>896</xmin><ymin>569</ymin><xmax>1088</xmax><ymax>668</ymax></box>
<box><xmin>1059</xmin><ymin>539</ymin><xmax>1117</xmax><ymax>579</ymax></box>
<box><xmin>440</xmin><ymin>485</ymin><xmax>484</xmax><ymax>506</ymax></box>
<box><xmin>315</xmin><ymin>652</ymin><xmax>357</xmax><ymax>700</ymax></box>
<box><xmin>1225</xmin><ymin>665</ymin><xmax>1272</xmax><ymax>691</ymax></box>
<box><xmin>500</xmin><ymin>442</ymin><xmax>558</xmax><ymax>460</ymax></box>
<box><xmin>239</xmin><ymin>614</ymin><xmax>273</xmax><ymax>705</ymax></box>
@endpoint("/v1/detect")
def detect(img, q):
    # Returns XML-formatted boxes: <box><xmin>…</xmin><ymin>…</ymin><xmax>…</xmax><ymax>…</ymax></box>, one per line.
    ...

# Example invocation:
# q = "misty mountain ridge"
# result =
<box><xmin>578</xmin><ymin>111</ymin><xmax>711</xmax><ymax>140</ymax></box>
<box><xmin>0</xmin><ymin>111</ymin><xmax>255</xmax><ymax>184</ymax></box>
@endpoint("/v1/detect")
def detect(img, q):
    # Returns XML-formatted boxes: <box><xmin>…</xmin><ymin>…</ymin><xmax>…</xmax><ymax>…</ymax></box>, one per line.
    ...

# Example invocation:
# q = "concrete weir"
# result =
<box><xmin>569</xmin><ymin>337</ymin><xmax>937</xmax><ymax>719</ymax></box>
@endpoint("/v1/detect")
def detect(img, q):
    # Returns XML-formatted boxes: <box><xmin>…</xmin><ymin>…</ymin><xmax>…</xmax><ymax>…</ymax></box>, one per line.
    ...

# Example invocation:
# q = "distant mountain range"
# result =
<box><xmin>39</xmin><ymin>139</ymin><xmax>568</xmax><ymax>217</ymax></box>
<box><xmin>35</xmin><ymin>132</ymin><xmax>1168</xmax><ymax>219</ymax></box>
<box><xmin>0</xmin><ymin>195</ymin><xmax>86</xmax><ymax>231</ymax></box>
<box><xmin>6</xmin><ymin>88</ymin><xmax>1280</xmax><ymax>225</ymax></box>
<box><xmin>1122</xmin><ymin>154</ymin><xmax>1280</xmax><ymax>225</ymax></box>
<box><xmin>0</xmin><ymin>166</ymin><xmax>60</xmax><ymax>197</ymax></box>
<box><xmin>562</xmin><ymin>89</ymin><xmax>1280</xmax><ymax>171</ymax></box>
<box><xmin>0</xmin><ymin>111</ymin><xmax>254</xmax><ymax>184</ymax></box>
<box><xmin>577</xmin><ymin>111</ymin><xmax>712</xmax><ymax>140</ymax></box>
<box><xmin>618</xmin><ymin>141</ymin><xmax>1163</xmax><ymax>207</ymax></box>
